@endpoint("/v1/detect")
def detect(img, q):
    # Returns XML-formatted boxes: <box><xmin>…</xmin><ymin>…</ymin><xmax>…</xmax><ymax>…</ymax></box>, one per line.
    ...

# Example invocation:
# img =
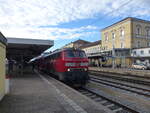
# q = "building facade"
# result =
<box><xmin>131</xmin><ymin>47</ymin><xmax>150</xmax><ymax>65</ymax></box>
<box><xmin>81</xmin><ymin>40</ymin><xmax>102</xmax><ymax>56</ymax></box>
<box><xmin>81</xmin><ymin>40</ymin><xmax>103</xmax><ymax>66</ymax></box>
<box><xmin>101</xmin><ymin>17</ymin><xmax>150</xmax><ymax>67</ymax></box>
<box><xmin>0</xmin><ymin>32</ymin><xmax>7</xmax><ymax>101</ymax></box>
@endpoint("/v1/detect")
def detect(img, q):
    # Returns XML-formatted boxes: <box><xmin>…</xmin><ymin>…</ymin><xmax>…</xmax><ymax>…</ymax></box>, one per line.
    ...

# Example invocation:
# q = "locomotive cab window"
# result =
<box><xmin>65</xmin><ymin>50</ymin><xmax>86</xmax><ymax>58</ymax></box>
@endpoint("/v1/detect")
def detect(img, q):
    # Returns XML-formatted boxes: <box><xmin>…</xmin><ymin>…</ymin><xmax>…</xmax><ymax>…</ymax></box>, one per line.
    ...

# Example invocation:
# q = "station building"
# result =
<box><xmin>0</xmin><ymin>32</ymin><xmax>7</xmax><ymax>101</ymax></box>
<box><xmin>101</xmin><ymin>17</ymin><xmax>150</xmax><ymax>67</ymax></box>
<box><xmin>131</xmin><ymin>47</ymin><xmax>150</xmax><ymax>65</ymax></box>
<box><xmin>81</xmin><ymin>40</ymin><xmax>103</xmax><ymax>66</ymax></box>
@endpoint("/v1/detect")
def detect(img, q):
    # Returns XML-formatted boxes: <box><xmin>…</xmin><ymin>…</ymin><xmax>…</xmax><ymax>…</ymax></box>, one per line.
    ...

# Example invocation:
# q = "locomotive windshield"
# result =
<box><xmin>65</xmin><ymin>50</ymin><xmax>86</xmax><ymax>58</ymax></box>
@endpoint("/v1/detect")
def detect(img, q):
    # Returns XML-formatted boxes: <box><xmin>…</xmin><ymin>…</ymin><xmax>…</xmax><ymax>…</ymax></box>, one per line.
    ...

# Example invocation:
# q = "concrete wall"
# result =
<box><xmin>0</xmin><ymin>42</ymin><xmax>6</xmax><ymax>101</ymax></box>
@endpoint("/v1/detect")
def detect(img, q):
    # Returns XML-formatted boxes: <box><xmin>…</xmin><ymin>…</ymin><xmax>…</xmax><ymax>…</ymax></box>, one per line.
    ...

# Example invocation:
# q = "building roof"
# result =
<box><xmin>73</xmin><ymin>39</ymin><xmax>91</xmax><ymax>44</ymax></box>
<box><xmin>62</xmin><ymin>39</ymin><xmax>91</xmax><ymax>48</ymax></box>
<box><xmin>80</xmin><ymin>40</ymin><xmax>101</xmax><ymax>49</ymax></box>
<box><xmin>0</xmin><ymin>32</ymin><xmax>7</xmax><ymax>45</ymax></box>
<box><xmin>7</xmin><ymin>37</ymin><xmax>53</xmax><ymax>46</ymax></box>
<box><xmin>101</xmin><ymin>17</ymin><xmax>150</xmax><ymax>31</ymax></box>
<box><xmin>7</xmin><ymin>37</ymin><xmax>54</xmax><ymax>62</ymax></box>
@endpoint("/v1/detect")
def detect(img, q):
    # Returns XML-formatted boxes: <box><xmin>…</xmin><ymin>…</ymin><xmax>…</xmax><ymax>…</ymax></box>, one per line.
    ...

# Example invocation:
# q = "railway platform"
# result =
<box><xmin>0</xmin><ymin>69</ymin><xmax>112</xmax><ymax>113</ymax></box>
<box><xmin>89</xmin><ymin>67</ymin><xmax>150</xmax><ymax>78</ymax></box>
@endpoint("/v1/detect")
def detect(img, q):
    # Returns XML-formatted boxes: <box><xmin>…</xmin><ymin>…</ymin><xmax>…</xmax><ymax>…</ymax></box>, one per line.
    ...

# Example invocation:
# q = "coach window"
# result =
<box><xmin>52</xmin><ymin>54</ymin><xmax>54</xmax><ymax>60</ymax></box>
<box><xmin>57</xmin><ymin>53</ymin><xmax>59</xmax><ymax>58</ymax></box>
<box><xmin>54</xmin><ymin>53</ymin><xmax>57</xmax><ymax>59</ymax></box>
<box><xmin>56</xmin><ymin>53</ymin><xmax>60</xmax><ymax>59</ymax></box>
<box><xmin>56</xmin><ymin>53</ymin><xmax>61</xmax><ymax>59</ymax></box>
<box><xmin>48</xmin><ymin>56</ymin><xmax>52</xmax><ymax>60</ymax></box>
<box><xmin>53</xmin><ymin>54</ymin><xmax>55</xmax><ymax>59</ymax></box>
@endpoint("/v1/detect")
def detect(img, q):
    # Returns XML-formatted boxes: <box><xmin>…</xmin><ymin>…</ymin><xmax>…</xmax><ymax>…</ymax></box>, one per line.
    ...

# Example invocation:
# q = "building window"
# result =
<box><xmin>120</xmin><ymin>29</ymin><xmax>125</xmax><ymax>38</ymax></box>
<box><xmin>133</xmin><ymin>51</ymin><xmax>136</xmax><ymax>55</ymax></box>
<box><xmin>147</xmin><ymin>42</ymin><xmax>150</xmax><ymax>47</ymax></box>
<box><xmin>137</xmin><ymin>41</ymin><xmax>140</xmax><ymax>48</ymax></box>
<box><xmin>140</xmin><ymin>50</ymin><xmax>144</xmax><ymax>54</ymax></box>
<box><xmin>105</xmin><ymin>46</ymin><xmax>108</xmax><ymax>50</ymax></box>
<box><xmin>137</xmin><ymin>28</ymin><xmax>140</xmax><ymax>35</ymax></box>
<box><xmin>121</xmin><ymin>42</ymin><xmax>124</xmax><ymax>48</ymax></box>
<box><xmin>112</xmin><ymin>32</ymin><xmax>115</xmax><ymax>39</ymax></box>
<box><xmin>112</xmin><ymin>44</ymin><xmax>115</xmax><ymax>48</ymax></box>
<box><xmin>136</xmin><ymin>25</ymin><xmax>141</xmax><ymax>35</ymax></box>
<box><xmin>146</xmin><ymin>29</ymin><xmax>150</xmax><ymax>36</ymax></box>
<box><xmin>119</xmin><ymin>27</ymin><xmax>125</xmax><ymax>39</ymax></box>
<box><xmin>145</xmin><ymin>27</ymin><xmax>150</xmax><ymax>38</ymax></box>
<box><xmin>104</xmin><ymin>33</ymin><xmax>108</xmax><ymax>41</ymax></box>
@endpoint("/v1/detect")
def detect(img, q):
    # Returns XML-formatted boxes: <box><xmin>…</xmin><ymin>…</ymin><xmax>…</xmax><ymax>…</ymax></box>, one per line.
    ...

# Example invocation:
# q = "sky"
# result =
<box><xmin>0</xmin><ymin>0</ymin><xmax>150</xmax><ymax>51</ymax></box>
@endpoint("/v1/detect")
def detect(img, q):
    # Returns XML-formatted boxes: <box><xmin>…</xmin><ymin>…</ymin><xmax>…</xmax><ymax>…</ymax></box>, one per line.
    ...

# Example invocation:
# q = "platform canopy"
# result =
<box><xmin>6</xmin><ymin>37</ymin><xmax>54</xmax><ymax>63</ymax></box>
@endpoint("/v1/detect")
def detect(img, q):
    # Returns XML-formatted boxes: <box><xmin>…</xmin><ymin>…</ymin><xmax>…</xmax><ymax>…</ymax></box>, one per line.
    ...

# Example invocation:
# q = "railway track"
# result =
<box><xmin>89</xmin><ymin>70</ymin><xmax>150</xmax><ymax>79</ymax></box>
<box><xmin>89</xmin><ymin>71</ymin><xmax>150</xmax><ymax>86</ymax></box>
<box><xmin>78</xmin><ymin>87</ymin><xmax>138</xmax><ymax>113</ymax></box>
<box><xmin>40</xmin><ymin>71</ymin><xmax>149</xmax><ymax>113</ymax></box>
<box><xmin>90</xmin><ymin>76</ymin><xmax>150</xmax><ymax>98</ymax></box>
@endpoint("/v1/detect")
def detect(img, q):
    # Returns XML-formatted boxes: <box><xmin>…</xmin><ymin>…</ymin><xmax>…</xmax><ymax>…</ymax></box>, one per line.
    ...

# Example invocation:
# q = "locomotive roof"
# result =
<box><xmin>29</xmin><ymin>48</ymin><xmax>85</xmax><ymax>62</ymax></box>
<box><xmin>42</xmin><ymin>48</ymin><xmax>84</xmax><ymax>58</ymax></box>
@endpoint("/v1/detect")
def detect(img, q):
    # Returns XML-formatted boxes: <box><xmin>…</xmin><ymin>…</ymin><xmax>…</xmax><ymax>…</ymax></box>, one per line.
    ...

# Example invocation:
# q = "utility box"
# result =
<box><xmin>0</xmin><ymin>32</ymin><xmax>7</xmax><ymax>101</ymax></box>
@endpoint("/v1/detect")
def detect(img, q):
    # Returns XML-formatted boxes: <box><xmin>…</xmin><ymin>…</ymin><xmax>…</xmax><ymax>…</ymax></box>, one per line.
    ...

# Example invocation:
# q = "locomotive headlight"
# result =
<box><xmin>65</xmin><ymin>63</ymin><xmax>76</xmax><ymax>67</ymax></box>
<box><xmin>80</xmin><ymin>62</ymin><xmax>88</xmax><ymax>66</ymax></box>
<box><xmin>84</xmin><ymin>68</ymin><xmax>88</xmax><ymax>71</ymax></box>
<box><xmin>67</xmin><ymin>68</ymin><xmax>71</xmax><ymax>71</ymax></box>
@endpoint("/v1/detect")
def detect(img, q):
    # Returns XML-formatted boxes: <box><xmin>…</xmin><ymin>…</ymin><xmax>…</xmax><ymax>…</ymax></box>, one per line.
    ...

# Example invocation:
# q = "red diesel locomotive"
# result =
<box><xmin>38</xmin><ymin>48</ymin><xmax>89</xmax><ymax>86</ymax></box>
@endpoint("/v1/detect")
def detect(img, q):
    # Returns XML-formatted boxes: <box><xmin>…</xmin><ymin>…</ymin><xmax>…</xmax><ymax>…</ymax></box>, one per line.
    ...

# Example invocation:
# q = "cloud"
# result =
<box><xmin>106</xmin><ymin>0</ymin><xmax>150</xmax><ymax>17</ymax></box>
<box><xmin>1</xmin><ymin>25</ymin><xmax>99</xmax><ymax>40</ymax></box>
<box><xmin>0</xmin><ymin>0</ymin><xmax>110</xmax><ymax>27</ymax></box>
<box><xmin>1</xmin><ymin>0</ymin><xmax>150</xmax><ymax>40</ymax></box>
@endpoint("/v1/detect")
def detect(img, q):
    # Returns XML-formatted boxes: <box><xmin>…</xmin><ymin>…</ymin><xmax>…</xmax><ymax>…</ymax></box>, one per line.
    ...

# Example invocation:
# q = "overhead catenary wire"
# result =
<box><xmin>89</xmin><ymin>0</ymin><xmax>134</xmax><ymax>25</ymax></box>
<box><xmin>53</xmin><ymin>0</ymin><xmax>134</xmax><ymax>50</ymax></box>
